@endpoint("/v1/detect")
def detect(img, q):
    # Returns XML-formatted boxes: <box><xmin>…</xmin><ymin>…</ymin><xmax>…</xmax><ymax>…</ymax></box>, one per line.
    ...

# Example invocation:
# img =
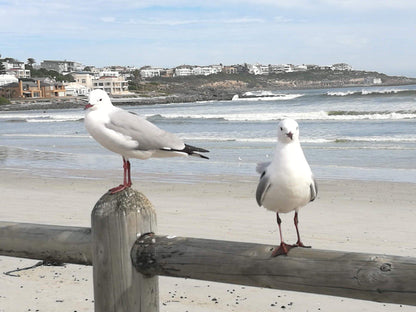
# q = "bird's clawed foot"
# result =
<box><xmin>109</xmin><ymin>183</ymin><xmax>131</xmax><ymax>194</ymax></box>
<box><xmin>271</xmin><ymin>241</ymin><xmax>312</xmax><ymax>257</ymax></box>
<box><xmin>294</xmin><ymin>240</ymin><xmax>311</xmax><ymax>248</ymax></box>
<box><xmin>271</xmin><ymin>242</ymin><xmax>295</xmax><ymax>257</ymax></box>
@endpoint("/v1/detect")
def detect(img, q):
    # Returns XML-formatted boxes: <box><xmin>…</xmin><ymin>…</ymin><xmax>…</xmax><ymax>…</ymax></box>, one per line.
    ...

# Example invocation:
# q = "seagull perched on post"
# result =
<box><xmin>84</xmin><ymin>89</ymin><xmax>209</xmax><ymax>194</ymax></box>
<box><xmin>256</xmin><ymin>118</ymin><xmax>317</xmax><ymax>256</ymax></box>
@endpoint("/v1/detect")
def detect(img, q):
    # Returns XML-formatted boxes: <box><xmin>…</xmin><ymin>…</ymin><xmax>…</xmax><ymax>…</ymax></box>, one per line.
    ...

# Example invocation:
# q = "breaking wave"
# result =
<box><xmin>326</xmin><ymin>88</ymin><xmax>415</xmax><ymax>97</ymax></box>
<box><xmin>144</xmin><ymin>110</ymin><xmax>416</xmax><ymax>122</ymax></box>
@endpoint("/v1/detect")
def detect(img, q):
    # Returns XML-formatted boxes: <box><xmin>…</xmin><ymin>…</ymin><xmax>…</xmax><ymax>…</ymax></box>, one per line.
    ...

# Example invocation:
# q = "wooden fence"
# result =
<box><xmin>0</xmin><ymin>188</ymin><xmax>415</xmax><ymax>311</ymax></box>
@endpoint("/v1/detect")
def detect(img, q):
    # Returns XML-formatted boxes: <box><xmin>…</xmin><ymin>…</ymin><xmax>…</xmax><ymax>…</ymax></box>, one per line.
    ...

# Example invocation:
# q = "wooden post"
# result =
<box><xmin>91</xmin><ymin>188</ymin><xmax>158</xmax><ymax>312</ymax></box>
<box><xmin>132</xmin><ymin>234</ymin><xmax>416</xmax><ymax>306</ymax></box>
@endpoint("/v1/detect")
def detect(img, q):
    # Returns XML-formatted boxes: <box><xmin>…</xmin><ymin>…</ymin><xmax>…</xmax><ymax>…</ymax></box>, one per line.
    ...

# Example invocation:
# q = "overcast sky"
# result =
<box><xmin>1</xmin><ymin>0</ymin><xmax>415</xmax><ymax>77</ymax></box>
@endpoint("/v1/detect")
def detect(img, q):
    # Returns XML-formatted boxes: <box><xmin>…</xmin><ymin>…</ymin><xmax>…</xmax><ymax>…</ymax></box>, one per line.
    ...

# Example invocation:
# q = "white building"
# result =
<box><xmin>40</xmin><ymin>60</ymin><xmax>84</xmax><ymax>74</ymax></box>
<box><xmin>294</xmin><ymin>65</ymin><xmax>307</xmax><ymax>71</ymax></box>
<box><xmin>64</xmin><ymin>82</ymin><xmax>90</xmax><ymax>96</ymax></box>
<box><xmin>140</xmin><ymin>68</ymin><xmax>162</xmax><ymax>78</ymax></box>
<box><xmin>211</xmin><ymin>64</ymin><xmax>223</xmax><ymax>73</ymax></box>
<box><xmin>0</xmin><ymin>74</ymin><xmax>18</xmax><ymax>86</ymax></box>
<box><xmin>192</xmin><ymin>67</ymin><xmax>203</xmax><ymax>75</ymax></box>
<box><xmin>195</xmin><ymin>64</ymin><xmax>222</xmax><ymax>75</ymax></box>
<box><xmin>283</xmin><ymin>64</ymin><xmax>294</xmax><ymax>72</ymax></box>
<box><xmin>269</xmin><ymin>64</ymin><xmax>286</xmax><ymax>73</ymax></box>
<box><xmin>373</xmin><ymin>77</ymin><xmax>382</xmax><ymax>84</ymax></box>
<box><xmin>72</xmin><ymin>72</ymin><xmax>94</xmax><ymax>89</ymax></box>
<box><xmin>248</xmin><ymin>64</ymin><xmax>269</xmax><ymax>75</ymax></box>
<box><xmin>331</xmin><ymin>63</ymin><xmax>352</xmax><ymax>71</ymax></box>
<box><xmin>92</xmin><ymin>76</ymin><xmax>129</xmax><ymax>94</ymax></box>
<box><xmin>99</xmin><ymin>71</ymin><xmax>119</xmax><ymax>78</ymax></box>
<box><xmin>247</xmin><ymin>64</ymin><xmax>261</xmax><ymax>75</ymax></box>
<box><xmin>2</xmin><ymin>59</ymin><xmax>31</xmax><ymax>78</ymax></box>
<box><xmin>175</xmin><ymin>66</ymin><xmax>193</xmax><ymax>77</ymax></box>
<box><xmin>259</xmin><ymin>65</ymin><xmax>269</xmax><ymax>75</ymax></box>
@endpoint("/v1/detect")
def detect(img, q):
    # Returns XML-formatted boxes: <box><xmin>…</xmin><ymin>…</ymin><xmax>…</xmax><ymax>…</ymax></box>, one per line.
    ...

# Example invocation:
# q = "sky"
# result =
<box><xmin>1</xmin><ymin>0</ymin><xmax>416</xmax><ymax>77</ymax></box>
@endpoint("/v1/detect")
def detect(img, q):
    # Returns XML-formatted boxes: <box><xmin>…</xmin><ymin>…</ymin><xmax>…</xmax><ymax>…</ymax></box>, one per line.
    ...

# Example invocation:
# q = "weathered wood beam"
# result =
<box><xmin>132</xmin><ymin>234</ymin><xmax>416</xmax><ymax>306</ymax></box>
<box><xmin>0</xmin><ymin>221</ymin><xmax>91</xmax><ymax>265</ymax></box>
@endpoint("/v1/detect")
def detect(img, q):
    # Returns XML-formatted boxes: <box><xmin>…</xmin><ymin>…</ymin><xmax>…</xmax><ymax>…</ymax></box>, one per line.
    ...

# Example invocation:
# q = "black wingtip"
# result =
<box><xmin>184</xmin><ymin>144</ymin><xmax>209</xmax><ymax>159</ymax></box>
<box><xmin>160</xmin><ymin>144</ymin><xmax>209</xmax><ymax>159</ymax></box>
<box><xmin>196</xmin><ymin>153</ymin><xmax>209</xmax><ymax>160</ymax></box>
<box><xmin>185</xmin><ymin>144</ymin><xmax>209</xmax><ymax>154</ymax></box>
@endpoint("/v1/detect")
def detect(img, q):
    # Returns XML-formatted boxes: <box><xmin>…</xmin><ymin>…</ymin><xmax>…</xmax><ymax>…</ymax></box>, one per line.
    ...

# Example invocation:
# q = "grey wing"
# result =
<box><xmin>310</xmin><ymin>177</ymin><xmax>318</xmax><ymax>202</ymax></box>
<box><xmin>106</xmin><ymin>109</ymin><xmax>185</xmax><ymax>151</ymax></box>
<box><xmin>256</xmin><ymin>173</ymin><xmax>271</xmax><ymax>207</ymax></box>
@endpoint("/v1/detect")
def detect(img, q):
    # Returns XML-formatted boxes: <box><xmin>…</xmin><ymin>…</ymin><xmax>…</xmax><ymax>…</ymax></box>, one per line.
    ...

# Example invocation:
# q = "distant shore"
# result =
<box><xmin>1</xmin><ymin>79</ymin><xmax>416</xmax><ymax>112</ymax></box>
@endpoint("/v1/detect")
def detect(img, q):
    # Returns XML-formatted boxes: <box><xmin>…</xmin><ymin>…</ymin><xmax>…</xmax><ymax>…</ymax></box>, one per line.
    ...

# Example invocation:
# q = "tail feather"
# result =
<box><xmin>184</xmin><ymin>144</ymin><xmax>209</xmax><ymax>159</ymax></box>
<box><xmin>160</xmin><ymin>144</ymin><xmax>209</xmax><ymax>159</ymax></box>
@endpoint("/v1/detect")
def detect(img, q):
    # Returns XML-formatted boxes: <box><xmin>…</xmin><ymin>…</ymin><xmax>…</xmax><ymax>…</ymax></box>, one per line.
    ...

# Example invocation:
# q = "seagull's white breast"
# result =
<box><xmin>261</xmin><ymin>143</ymin><xmax>313</xmax><ymax>213</ymax></box>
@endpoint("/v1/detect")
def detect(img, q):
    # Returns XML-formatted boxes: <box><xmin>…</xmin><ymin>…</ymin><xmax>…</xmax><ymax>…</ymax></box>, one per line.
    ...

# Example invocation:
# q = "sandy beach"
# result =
<box><xmin>0</xmin><ymin>168</ymin><xmax>416</xmax><ymax>311</ymax></box>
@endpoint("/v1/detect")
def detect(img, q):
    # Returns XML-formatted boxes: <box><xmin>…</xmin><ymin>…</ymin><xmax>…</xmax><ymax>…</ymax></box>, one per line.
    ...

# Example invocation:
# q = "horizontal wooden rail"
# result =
<box><xmin>0</xmin><ymin>221</ymin><xmax>91</xmax><ymax>265</ymax></box>
<box><xmin>132</xmin><ymin>234</ymin><xmax>416</xmax><ymax>306</ymax></box>
<box><xmin>1</xmin><ymin>220</ymin><xmax>416</xmax><ymax>306</ymax></box>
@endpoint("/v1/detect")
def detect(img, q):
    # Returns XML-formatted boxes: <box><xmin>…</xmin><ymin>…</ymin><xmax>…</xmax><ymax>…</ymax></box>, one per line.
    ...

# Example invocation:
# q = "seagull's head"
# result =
<box><xmin>277</xmin><ymin>118</ymin><xmax>300</xmax><ymax>143</ymax></box>
<box><xmin>84</xmin><ymin>89</ymin><xmax>112</xmax><ymax>111</ymax></box>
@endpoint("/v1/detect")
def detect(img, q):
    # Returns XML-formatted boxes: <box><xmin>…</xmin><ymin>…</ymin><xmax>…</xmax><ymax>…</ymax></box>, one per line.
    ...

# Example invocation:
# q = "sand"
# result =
<box><xmin>1</xmin><ymin>168</ymin><xmax>416</xmax><ymax>312</ymax></box>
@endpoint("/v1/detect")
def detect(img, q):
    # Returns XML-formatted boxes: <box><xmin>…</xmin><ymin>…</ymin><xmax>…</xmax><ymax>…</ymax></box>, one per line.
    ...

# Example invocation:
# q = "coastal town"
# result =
<box><xmin>1</xmin><ymin>56</ymin><xmax>416</xmax><ymax>107</ymax></box>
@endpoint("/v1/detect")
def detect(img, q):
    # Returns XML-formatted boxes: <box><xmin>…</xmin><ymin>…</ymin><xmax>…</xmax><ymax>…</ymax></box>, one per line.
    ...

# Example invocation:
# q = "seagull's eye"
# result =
<box><xmin>99</xmin><ymin>98</ymin><xmax>102</xmax><ymax>101</ymax></box>
<box><xmin>280</xmin><ymin>127</ymin><xmax>283</xmax><ymax>131</ymax></box>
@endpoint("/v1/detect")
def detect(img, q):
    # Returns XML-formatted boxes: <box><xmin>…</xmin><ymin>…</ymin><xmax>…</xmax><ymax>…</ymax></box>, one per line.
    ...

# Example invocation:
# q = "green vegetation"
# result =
<box><xmin>129</xmin><ymin>68</ymin><xmax>416</xmax><ymax>98</ymax></box>
<box><xmin>0</xmin><ymin>97</ymin><xmax>11</xmax><ymax>105</ymax></box>
<box><xmin>30</xmin><ymin>68</ymin><xmax>75</xmax><ymax>82</ymax></box>
<box><xmin>0</xmin><ymin>62</ymin><xmax>6</xmax><ymax>74</ymax></box>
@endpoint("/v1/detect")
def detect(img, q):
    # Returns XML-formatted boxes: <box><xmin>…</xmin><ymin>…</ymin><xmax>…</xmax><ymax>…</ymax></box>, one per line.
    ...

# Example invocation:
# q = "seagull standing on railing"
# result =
<box><xmin>84</xmin><ymin>89</ymin><xmax>209</xmax><ymax>194</ymax></box>
<box><xmin>256</xmin><ymin>118</ymin><xmax>317</xmax><ymax>256</ymax></box>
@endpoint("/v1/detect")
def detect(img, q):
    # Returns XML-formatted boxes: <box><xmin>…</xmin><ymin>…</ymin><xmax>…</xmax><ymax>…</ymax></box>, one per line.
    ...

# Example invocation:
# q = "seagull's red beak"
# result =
<box><xmin>286</xmin><ymin>132</ymin><xmax>293</xmax><ymax>140</ymax></box>
<box><xmin>84</xmin><ymin>103</ymin><xmax>93</xmax><ymax>110</ymax></box>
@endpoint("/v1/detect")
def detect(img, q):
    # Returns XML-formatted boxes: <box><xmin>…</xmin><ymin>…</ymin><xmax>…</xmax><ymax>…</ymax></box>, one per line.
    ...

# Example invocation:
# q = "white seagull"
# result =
<box><xmin>256</xmin><ymin>118</ymin><xmax>317</xmax><ymax>256</ymax></box>
<box><xmin>84</xmin><ymin>89</ymin><xmax>209</xmax><ymax>193</ymax></box>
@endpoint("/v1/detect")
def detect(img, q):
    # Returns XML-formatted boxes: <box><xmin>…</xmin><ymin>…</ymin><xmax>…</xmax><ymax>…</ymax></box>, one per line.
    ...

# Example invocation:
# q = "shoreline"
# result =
<box><xmin>1</xmin><ymin>81</ymin><xmax>416</xmax><ymax>112</ymax></box>
<box><xmin>1</xmin><ymin>169</ymin><xmax>416</xmax><ymax>311</ymax></box>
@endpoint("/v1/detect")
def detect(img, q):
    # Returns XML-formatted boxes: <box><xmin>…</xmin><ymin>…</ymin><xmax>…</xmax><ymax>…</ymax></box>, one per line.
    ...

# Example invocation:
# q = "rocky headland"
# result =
<box><xmin>1</xmin><ymin>69</ymin><xmax>415</xmax><ymax>111</ymax></box>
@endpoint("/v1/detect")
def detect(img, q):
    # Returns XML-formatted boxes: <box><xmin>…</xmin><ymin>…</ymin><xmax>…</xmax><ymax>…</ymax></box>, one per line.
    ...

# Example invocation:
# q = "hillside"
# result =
<box><xmin>126</xmin><ymin>69</ymin><xmax>416</xmax><ymax>101</ymax></box>
<box><xmin>2</xmin><ymin>69</ymin><xmax>416</xmax><ymax>111</ymax></box>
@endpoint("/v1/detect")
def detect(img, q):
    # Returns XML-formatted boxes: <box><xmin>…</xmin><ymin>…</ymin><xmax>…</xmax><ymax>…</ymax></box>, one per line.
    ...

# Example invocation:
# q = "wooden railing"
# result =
<box><xmin>1</xmin><ymin>188</ymin><xmax>415</xmax><ymax>311</ymax></box>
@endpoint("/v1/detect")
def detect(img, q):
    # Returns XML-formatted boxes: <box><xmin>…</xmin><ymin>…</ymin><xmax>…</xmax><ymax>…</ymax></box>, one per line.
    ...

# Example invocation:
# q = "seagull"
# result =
<box><xmin>256</xmin><ymin>118</ymin><xmax>317</xmax><ymax>256</ymax></box>
<box><xmin>84</xmin><ymin>89</ymin><xmax>209</xmax><ymax>194</ymax></box>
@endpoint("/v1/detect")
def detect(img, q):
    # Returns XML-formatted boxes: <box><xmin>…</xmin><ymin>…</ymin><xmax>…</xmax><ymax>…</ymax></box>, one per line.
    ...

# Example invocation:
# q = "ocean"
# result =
<box><xmin>1</xmin><ymin>84</ymin><xmax>416</xmax><ymax>183</ymax></box>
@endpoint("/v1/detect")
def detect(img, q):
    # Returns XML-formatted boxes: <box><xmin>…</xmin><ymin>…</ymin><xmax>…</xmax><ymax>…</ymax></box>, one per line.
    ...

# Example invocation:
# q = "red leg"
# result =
<box><xmin>125</xmin><ymin>159</ymin><xmax>132</xmax><ymax>187</ymax></box>
<box><xmin>271</xmin><ymin>213</ymin><xmax>294</xmax><ymax>257</ymax></box>
<box><xmin>294</xmin><ymin>212</ymin><xmax>311</xmax><ymax>248</ymax></box>
<box><xmin>109</xmin><ymin>157</ymin><xmax>132</xmax><ymax>194</ymax></box>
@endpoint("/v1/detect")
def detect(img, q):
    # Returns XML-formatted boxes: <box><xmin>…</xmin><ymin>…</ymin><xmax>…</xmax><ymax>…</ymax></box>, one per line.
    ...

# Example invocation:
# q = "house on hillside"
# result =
<box><xmin>1</xmin><ymin>59</ymin><xmax>31</xmax><ymax>78</ymax></box>
<box><xmin>0</xmin><ymin>74</ymin><xmax>18</xmax><ymax>86</ymax></box>
<box><xmin>72</xmin><ymin>72</ymin><xmax>95</xmax><ymax>89</ymax></box>
<box><xmin>174</xmin><ymin>65</ymin><xmax>193</xmax><ymax>77</ymax></box>
<box><xmin>248</xmin><ymin>64</ymin><xmax>269</xmax><ymax>75</ymax></box>
<box><xmin>140</xmin><ymin>67</ymin><xmax>162</xmax><ymax>79</ymax></box>
<box><xmin>192</xmin><ymin>65</ymin><xmax>221</xmax><ymax>76</ymax></box>
<box><xmin>92</xmin><ymin>76</ymin><xmax>128</xmax><ymax>94</ymax></box>
<box><xmin>222</xmin><ymin>66</ymin><xmax>238</xmax><ymax>74</ymax></box>
<box><xmin>331</xmin><ymin>63</ymin><xmax>352</xmax><ymax>71</ymax></box>
<box><xmin>40</xmin><ymin>60</ymin><xmax>84</xmax><ymax>74</ymax></box>
<box><xmin>65</xmin><ymin>82</ymin><xmax>90</xmax><ymax>96</ymax></box>
<box><xmin>0</xmin><ymin>78</ymin><xmax>65</xmax><ymax>98</ymax></box>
